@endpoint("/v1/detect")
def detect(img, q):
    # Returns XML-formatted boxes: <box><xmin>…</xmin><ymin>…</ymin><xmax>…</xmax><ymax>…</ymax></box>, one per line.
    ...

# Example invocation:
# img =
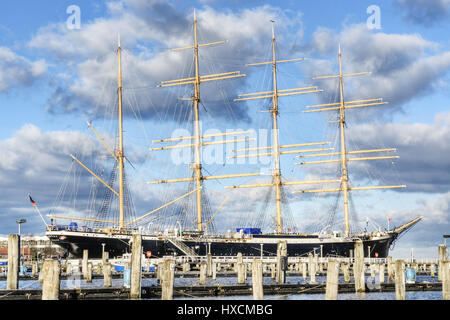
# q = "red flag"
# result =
<box><xmin>29</xmin><ymin>195</ymin><xmax>36</xmax><ymax>206</ymax></box>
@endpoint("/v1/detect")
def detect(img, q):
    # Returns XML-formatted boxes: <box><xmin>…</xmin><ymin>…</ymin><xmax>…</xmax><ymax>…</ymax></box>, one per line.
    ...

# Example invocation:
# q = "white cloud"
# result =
<box><xmin>0</xmin><ymin>47</ymin><xmax>47</xmax><ymax>92</ymax></box>
<box><xmin>302</xmin><ymin>24</ymin><xmax>450</xmax><ymax>116</ymax></box>
<box><xmin>27</xmin><ymin>2</ymin><xmax>304</xmax><ymax>122</ymax></box>
<box><xmin>396</xmin><ymin>0</ymin><xmax>450</xmax><ymax>26</ymax></box>
<box><xmin>346</xmin><ymin>112</ymin><xmax>450</xmax><ymax>193</ymax></box>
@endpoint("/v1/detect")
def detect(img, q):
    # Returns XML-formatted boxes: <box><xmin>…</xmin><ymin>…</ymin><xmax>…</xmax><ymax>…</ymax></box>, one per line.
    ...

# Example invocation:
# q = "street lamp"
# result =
<box><xmin>16</xmin><ymin>219</ymin><xmax>26</xmax><ymax>236</ymax></box>
<box><xmin>16</xmin><ymin>219</ymin><xmax>26</xmax><ymax>266</ymax></box>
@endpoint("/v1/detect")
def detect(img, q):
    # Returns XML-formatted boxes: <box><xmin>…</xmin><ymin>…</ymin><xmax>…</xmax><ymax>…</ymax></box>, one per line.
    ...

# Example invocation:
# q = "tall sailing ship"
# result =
<box><xmin>44</xmin><ymin>14</ymin><xmax>421</xmax><ymax>259</ymax></box>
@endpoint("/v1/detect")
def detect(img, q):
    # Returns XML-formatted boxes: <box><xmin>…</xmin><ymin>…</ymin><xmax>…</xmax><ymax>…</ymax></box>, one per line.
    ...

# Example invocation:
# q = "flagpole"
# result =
<box><xmin>29</xmin><ymin>195</ymin><xmax>48</xmax><ymax>227</ymax></box>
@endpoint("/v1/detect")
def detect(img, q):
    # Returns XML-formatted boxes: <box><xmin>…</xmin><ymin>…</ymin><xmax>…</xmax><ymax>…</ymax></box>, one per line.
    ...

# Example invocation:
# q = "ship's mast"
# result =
<box><xmin>270</xmin><ymin>23</ymin><xmax>284</xmax><ymax>234</ymax></box>
<box><xmin>193</xmin><ymin>11</ymin><xmax>203</xmax><ymax>232</ymax></box>
<box><xmin>150</xmin><ymin>11</ymin><xmax>262</xmax><ymax>233</ymax></box>
<box><xmin>229</xmin><ymin>22</ymin><xmax>327</xmax><ymax>234</ymax></box>
<box><xmin>337</xmin><ymin>45</ymin><xmax>350</xmax><ymax>236</ymax></box>
<box><xmin>296</xmin><ymin>46</ymin><xmax>406</xmax><ymax>236</ymax></box>
<box><xmin>117</xmin><ymin>35</ymin><xmax>125</xmax><ymax>230</ymax></box>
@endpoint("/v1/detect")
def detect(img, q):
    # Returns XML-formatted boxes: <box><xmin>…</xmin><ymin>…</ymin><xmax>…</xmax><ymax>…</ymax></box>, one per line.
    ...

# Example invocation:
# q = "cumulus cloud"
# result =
<box><xmin>300</xmin><ymin>24</ymin><xmax>450</xmax><ymax>118</ymax></box>
<box><xmin>28</xmin><ymin>1</ymin><xmax>304</xmax><ymax>123</ymax></box>
<box><xmin>346</xmin><ymin>112</ymin><xmax>450</xmax><ymax>193</ymax></box>
<box><xmin>395</xmin><ymin>0</ymin><xmax>450</xmax><ymax>26</ymax></box>
<box><xmin>0</xmin><ymin>47</ymin><xmax>47</xmax><ymax>92</ymax></box>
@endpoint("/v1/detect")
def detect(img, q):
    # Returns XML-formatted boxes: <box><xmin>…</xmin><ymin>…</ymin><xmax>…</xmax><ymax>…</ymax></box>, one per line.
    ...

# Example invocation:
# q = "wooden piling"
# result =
<box><xmin>252</xmin><ymin>259</ymin><xmax>264</xmax><ymax>300</ymax></box>
<box><xmin>387</xmin><ymin>256</ymin><xmax>394</xmax><ymax>282</ymax></box>
<box><xmin>7</xmin><ymin>234</ymin><xmax>20</xmax><ymax>290</ymax></box>
<box><xmin>82</xmin><ymin>250</ymin><xmax>88</xmax><ymax>280</ymax></box>
<box><xmin>38</xmin><ymin>262</ymin><xmax>44</xmax><ymax>285</ymax></box>
<box><xmin>438</xmin><ymin>245</ymin><xmax>447</xmax><ymax>282</ymax></box>
<box><xmin>276</xmin><ymin>241</ymin><xmax>287</xmax><ymax>284</ymax></box>
<box><xmin>394</xmin><ymin>260</ymin><xmax>406</xmax><ymax>300</ymax></box>
<box><xmin>161</xmin><ymin>259</ymin><xmax>175</xmax><ymax>300</ymax></box>
<box><xmin>309</xmin><ymin>253</ymin><xmax>317</xmax><ymax>284</ymax></box>
<box><xmin>342</xmin><ymin>263</ymin><xmax>350</xmax><ymax>283</ymax></box>
<box><xmin>354</xmin><ymin>240</ymin><xmax>365</xmax><ymax>293</ymax></box>
<box><xmin>212</xmin><ymin>262</ymin><xmax>217</xmax><ymax>281</ymax></box>
<box><xmin>42</xmin><ymin>260</ymin><xmax>61</xmax><ymax>300</ymax></box>
<box><xmin>130</xmin><ymin>234</ymin><xmax>142</xmax><ymax>299</ymax></box>
<box><xmin>430</xmin><ymin>264</ymin><xmax>436</xmax><ymax>278</ymax></box>
<box><xmin>270</xmin><ymin>263</ymin><xmax>276</xmax><ymax>280</ymax></box>
<box><xmin>86</xmin><ymin>262</ymin><xmax>93</xmax><ymax>283</ymax></box>
<box><xmin>325</xmin><ymin>260</ymin><xmax>339</xmax><ymax>300</ymax></box>
<box><xmin>442</xmin><ymin>260</ymin><xmax>449</xmax><ymax>300</ymax></box>
<box><xmin>32</xmin><ymin>261</ymin><xmax>38</xmax><ymax>277</ymax></box>
<box><xmin>103</xmin><ymin>262</ymin><xmax>112</xmax><ymax>288</ymax></box>
<box><xmin>207</xmin><ymin>253</ymin><xmax>213</xmax><ymax>277</ymax></box>
<box><xmin>199</xmin><ymin>262</ymin><xmax>207</xmax><ymax>285</ymax></box>
<box><xmin>237</xmin><ymin>262</ymin><xmax>246</xmax><ymax>284</ymax></box>
<box><xmin>302</xmin><ymin>262</ymin><xmax>307</xmax><ymax>281</ymax></box>
<box><xmin>379</xmin><ymin>263</ymin><xmax>385</xmax><ymax>284</ymax></box>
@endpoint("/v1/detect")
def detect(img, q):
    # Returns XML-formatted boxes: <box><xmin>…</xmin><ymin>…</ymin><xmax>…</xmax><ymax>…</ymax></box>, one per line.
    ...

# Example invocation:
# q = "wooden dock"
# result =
<box><xmin>0</xmin><ymin>281</ymin><xmax>443</xmax><ymax>300</ymax></box>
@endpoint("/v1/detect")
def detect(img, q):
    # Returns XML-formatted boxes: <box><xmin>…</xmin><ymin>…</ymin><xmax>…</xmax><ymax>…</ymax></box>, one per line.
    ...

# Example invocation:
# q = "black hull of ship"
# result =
<box><xmin>46</xmin><ymin>232</ymin><xmax>398</xmax><ymax>259</ymax></box>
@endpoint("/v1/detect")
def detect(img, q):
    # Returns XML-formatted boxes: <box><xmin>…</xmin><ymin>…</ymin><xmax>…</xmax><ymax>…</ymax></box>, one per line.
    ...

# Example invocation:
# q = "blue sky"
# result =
<box><xmin>0</xmin><ymin>0</ymin><xmax>450</xmax><ymax>259</ymax></box>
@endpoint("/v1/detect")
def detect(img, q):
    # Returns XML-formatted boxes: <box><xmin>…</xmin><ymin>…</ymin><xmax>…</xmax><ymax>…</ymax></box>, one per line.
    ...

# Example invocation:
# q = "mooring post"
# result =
<box><xmin>342</xmin><ymin>263</ymin><xmax>350</xmax><ymax>283</ymax></box>
<box><xmin>207</xmin><ymin>253</ymin><xmax>213</xmax><ymax>277</ymax></box>
<box><xmin>308</xmin><ymin>253</ymin><xmax>317</xmax><ymax>284</ymax></box>
<box><xmin>438</xmin><ymin>245</ymin><xmax>447</xmax><ymax>282</ymax></box>
<box><xmin>162</xmin><ymin>259</ymin><xmax>175</xmax><ymax>300</ymax></box>
<box><xmin>325</xmin><ymin>260</ymin><xmax>339</xmax><ymax>300</ymax></box>
<box><xmin>394</xmin><ymin>260</ymin><xmax>406</xmax><ymax>300</ymax></box>
<box><xmin>354</xmin><ymin>240</ymin><xmax>365</xmax><ymax>293</ymax></box>
<box><xmin>276</xmin><ymin>241</ymin><xmax>287</xmax><ymax>284</ymax></box>
<box><xmin>212</xmin><ymin>262</ymin><xmax>217</xmax><ymax>281</ymax></box>
<box><xmin>442</xmin><ymin>260</ymin><xmax>450</xmax><ymax>300</ymax></box>
<box><xmin>270</xmin><ymin>263</ymin><xmax>276</xmax><ymax>280</ymax></box>
<box><xmin>182</xmin><ymin>262</ymin><xmax>190</xmax><ymax>273</ymax></box>
<box><xmin>7</xmin><ymin>234</ymin><xmax>20</xmax><ymax>290</ymax></box>
<box><xmin>38</xmin><ymin>262</ymin><xmax>44</xmax><ymax>285</ymax></box>
<box><xmin>86</xmin><ymin>262</ymin><xmax>93</xmax><ymax>283</ymax></box>
<box><xmin>379</xmin><ymin>263</ymin><xmax>385</xmax><ymax>284</ymax></box>
<box><xmin>41</xmin><ymin>260</ymin><xmax>61</xmax><ymax>300</ymax></box>
<box><xmin>237</xmin><ymin>262</ymin><xmax>246</xmax><ymax>284</ymax></box>
<box><xmin>302</xmin><ymin>262</ymin><xmax>307</xmax><ymax>281</ymax></box>
<box><xmin>82</xmin><ymin>250</ymin><xmax>88</xmax><ymax>280</ymax></box>
<box><xmin>32</xmin><ymin>261</ymin><xmax>38</xmax><ymax>278</ymax></box>
<box><xmin>199</xmin><ymin>262</ymin><xmax>207</xmax><ymax>285</ymax></box>
<box><xmin>252</xmin><ymin>259</ymin><xmax>264</xmax><ymax>300</ymax></box>
<box><xmin>387</xmin><ymin>256</ymin><xmax>394</xmax><ymax>282</ymax></box>
<box><xmin>102</xmin><ymin>251</ymin><xmax>109</xmax><ymax>265</ymax></box>
<box><xmin>103</xmin><ymin>262</ymin><xmax>112</xmax><ymax>288</ymax></box>
<box><xmin>130</xmin><ymin>234</ymin><xmax>142</xmax><ymax>299</ymax></box>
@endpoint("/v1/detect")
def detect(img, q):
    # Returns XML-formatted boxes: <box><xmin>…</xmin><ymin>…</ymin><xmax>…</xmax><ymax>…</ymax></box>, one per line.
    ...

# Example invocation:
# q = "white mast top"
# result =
<box><xmin>271</xmin><ymin>20</ymin><xmax>275</xmax><ymax>40</ymax></box>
